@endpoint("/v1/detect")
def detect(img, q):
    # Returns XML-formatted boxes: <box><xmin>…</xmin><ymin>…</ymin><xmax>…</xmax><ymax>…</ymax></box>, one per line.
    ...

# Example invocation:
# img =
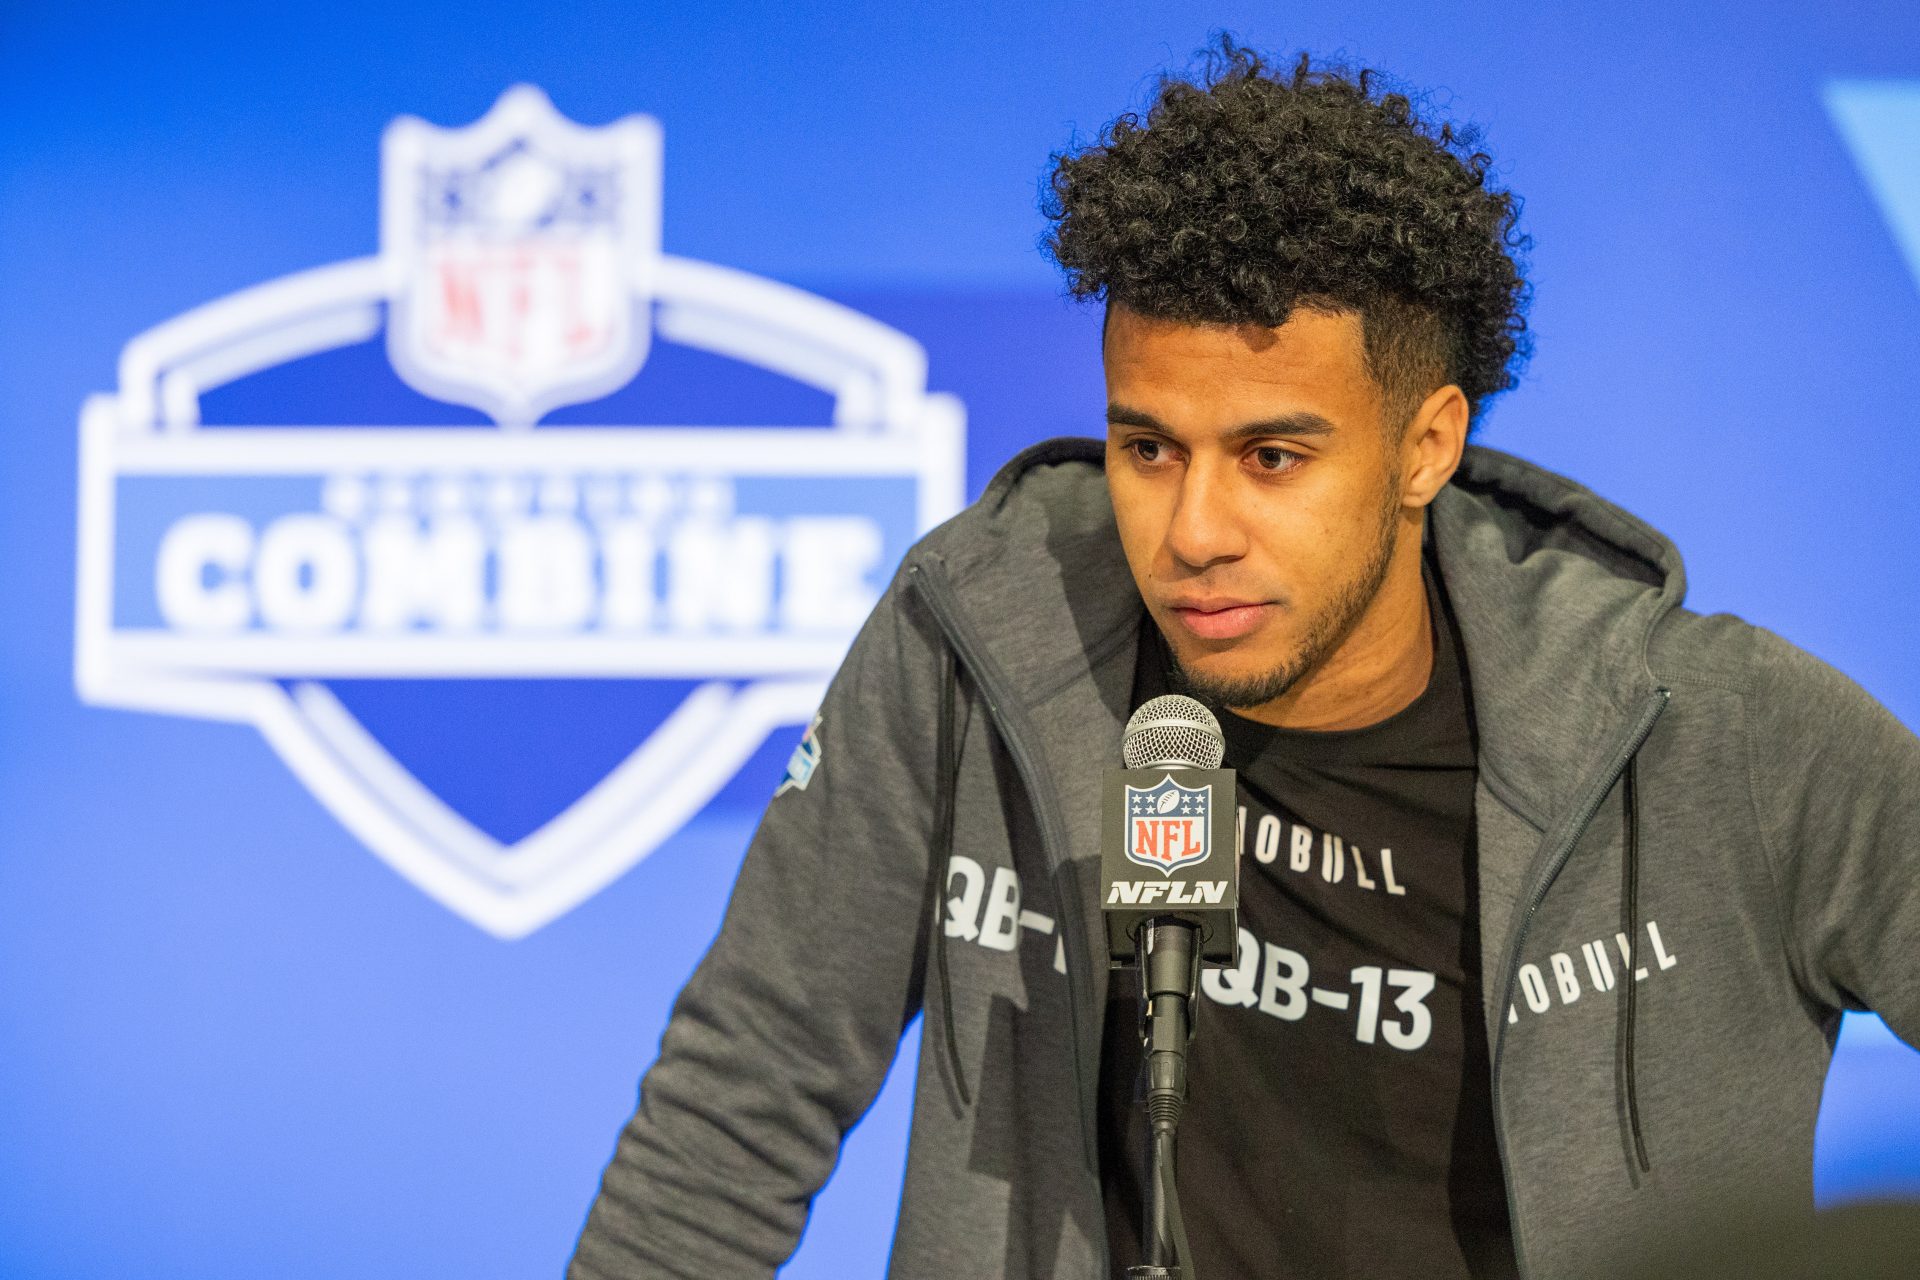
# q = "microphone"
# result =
<box><xmin>1102</xmin><ymin>694</ymin><xmax>1238</xmax><ymax>1278</ymax></box>
<box><xmin>1102</xmin><ymin>694</ymin><xmax>1238</xmax><ymax>966</ymax></box>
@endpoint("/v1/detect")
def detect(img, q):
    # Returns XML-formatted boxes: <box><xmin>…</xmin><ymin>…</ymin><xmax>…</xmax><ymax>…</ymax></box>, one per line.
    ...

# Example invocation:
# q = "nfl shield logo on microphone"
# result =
<box><xmin>1123</xmin><ymin>775</ymin><xmax>1214</xmax><ymax>876</ymax></box>
<box><xmin>73</xmin><ymin>86</ymin><xmax>964</xmax><ymax>939</ymax></box>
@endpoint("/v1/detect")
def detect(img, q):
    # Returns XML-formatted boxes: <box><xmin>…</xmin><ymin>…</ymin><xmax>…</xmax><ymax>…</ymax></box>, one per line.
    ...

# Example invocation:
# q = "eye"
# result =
<box><xmin>1249</xmin><ymin>445</ymin><xmax>1302</xmax><ymax>474</ymax></box>
<box><xmin>1124</xmin><ymin>437</ymin><xmax>1173</xmax><ymax>466</ymax></box>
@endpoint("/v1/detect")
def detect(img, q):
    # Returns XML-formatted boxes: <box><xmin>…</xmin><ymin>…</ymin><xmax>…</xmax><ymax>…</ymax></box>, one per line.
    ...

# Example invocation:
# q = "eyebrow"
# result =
<box><xmin>1105</xmin><ymin>403</ymin><xmax>1337</xmax><ymax>441</ymax></box>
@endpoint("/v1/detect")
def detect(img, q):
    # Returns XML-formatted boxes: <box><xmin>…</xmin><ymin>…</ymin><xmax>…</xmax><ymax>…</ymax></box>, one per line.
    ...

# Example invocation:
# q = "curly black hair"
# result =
<box><xmin>1044</xmin><ymin>38</ymin><xmax>1531</xmax><ymax>427</ymax></box>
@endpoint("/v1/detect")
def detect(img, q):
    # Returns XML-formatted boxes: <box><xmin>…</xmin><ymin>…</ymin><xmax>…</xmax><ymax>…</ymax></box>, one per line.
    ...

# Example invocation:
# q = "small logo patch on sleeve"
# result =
<box><xmin>776</xmin><ymin>717</ymin><xmax>823</xmax><ymax>796</ymax></box>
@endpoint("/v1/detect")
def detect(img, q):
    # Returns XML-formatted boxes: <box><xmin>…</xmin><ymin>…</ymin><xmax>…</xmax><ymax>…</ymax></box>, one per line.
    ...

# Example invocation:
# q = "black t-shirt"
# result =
<box><xmin>1100</xmin><ymin>557</ymin><xmax>1517</xmax><ymax>1279</ymax></box>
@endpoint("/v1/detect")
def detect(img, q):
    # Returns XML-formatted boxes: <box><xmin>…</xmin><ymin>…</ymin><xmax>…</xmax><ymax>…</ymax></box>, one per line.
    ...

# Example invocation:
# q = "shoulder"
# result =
<box><xmin>1646</xmin><ymin>608</ymin><xmax>1760</xmax><ymax>695</ymax></box>
<box><xmin>1650</xmin><ymin>608</ymin><xmax>1909</xmax><ymax>753</ymax></box>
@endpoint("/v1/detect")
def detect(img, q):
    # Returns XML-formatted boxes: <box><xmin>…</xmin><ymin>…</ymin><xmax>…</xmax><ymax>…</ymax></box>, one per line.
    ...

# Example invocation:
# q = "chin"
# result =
<box><xmin>1170</xmin><ymin>632</ymin><xmax>1285</xmax><ymax>675</ymax></box>
<box><xmin>1169</xmin><ymin>647</ymin><xmax>1303</xmax><ymax>709</ymax></box>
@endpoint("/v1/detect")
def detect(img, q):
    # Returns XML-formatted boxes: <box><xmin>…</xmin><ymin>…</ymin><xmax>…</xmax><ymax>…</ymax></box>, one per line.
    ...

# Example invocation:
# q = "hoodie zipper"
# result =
<box><xmin>1490</xmin><ymin>686</ymin><xmax>1669</xmax><ymax>1278</ymax></box>
<box><xmin>906</xmin><ymin>561</ymin><xmax>1103</xmax><ymax>1172</ymax></box>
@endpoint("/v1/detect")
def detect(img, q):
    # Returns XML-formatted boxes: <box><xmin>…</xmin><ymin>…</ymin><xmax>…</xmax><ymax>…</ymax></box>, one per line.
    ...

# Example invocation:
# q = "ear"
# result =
<box><xmin>1398</xmin><ymin>384</ymin><xmax>1469</xmax><ymax>509</ymax></box>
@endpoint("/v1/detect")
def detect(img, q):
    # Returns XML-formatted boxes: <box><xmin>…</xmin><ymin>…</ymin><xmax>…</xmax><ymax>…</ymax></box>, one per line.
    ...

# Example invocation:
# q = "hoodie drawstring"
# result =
<box><xmin>1619</xmin><ymin>754</ymin><xmax>1651</xmax><ymax>1175</ymax></box>
<box><xmin>922</xmin><ymin>641</ymin><xmax>973</xmax><ymax>1109</ymax></box>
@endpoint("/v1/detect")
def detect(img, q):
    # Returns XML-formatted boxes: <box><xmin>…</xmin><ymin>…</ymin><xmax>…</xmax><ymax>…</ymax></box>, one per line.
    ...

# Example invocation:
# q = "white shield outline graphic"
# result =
<box><xmin>1122</xmin><ymin>776</ymin><xmax>1214</xmax><ymax>876</ymax></box>
<box><xmin>74</xmin><ymin>87</ymin><xmax>965</xmax><ymax>939</ymax></box>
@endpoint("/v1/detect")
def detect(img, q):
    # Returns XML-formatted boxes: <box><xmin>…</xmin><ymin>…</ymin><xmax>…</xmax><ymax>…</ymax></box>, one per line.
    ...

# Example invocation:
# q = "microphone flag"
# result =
<box><xmin>1101</xmin><ymin>766</ymin><xmax>1239</xmax><ymax>964</ymax></box>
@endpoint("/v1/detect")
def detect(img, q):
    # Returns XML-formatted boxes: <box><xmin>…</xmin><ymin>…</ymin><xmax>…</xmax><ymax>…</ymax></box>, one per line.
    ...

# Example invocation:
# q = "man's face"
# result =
<box><xmin>1104</xmin><ymin>304</ymin><xmax>1410</xmax><ymax>713</ymax></box>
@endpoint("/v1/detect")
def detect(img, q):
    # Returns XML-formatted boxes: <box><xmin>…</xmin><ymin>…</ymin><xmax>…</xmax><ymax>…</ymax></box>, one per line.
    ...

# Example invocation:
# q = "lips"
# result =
<box><xmin>1166</xmin><ymin>600</ymin><xmax>1273</xmax><ymax>641</ymax></box>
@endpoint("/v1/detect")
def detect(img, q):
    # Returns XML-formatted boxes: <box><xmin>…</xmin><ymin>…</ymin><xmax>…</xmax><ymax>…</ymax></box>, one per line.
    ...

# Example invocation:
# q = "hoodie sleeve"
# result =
<box><xmin>567</xmin><ymin>563</ymin><xmax>944</xmax><ymax>1279</ymax></box>
<box><xmin>1745</xmin><ymin>628</ymin><xmax>1920</xmax><ymax>1049</ymax></box>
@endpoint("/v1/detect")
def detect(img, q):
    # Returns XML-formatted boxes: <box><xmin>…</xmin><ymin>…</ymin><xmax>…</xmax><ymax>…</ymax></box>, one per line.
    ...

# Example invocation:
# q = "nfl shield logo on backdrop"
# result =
<box><xmin>74</xmin><ymin>86</ymin><xmax>964</xmax><ymax>939</ymax></box>
<box><xmin>1123</xmin><ymin>775</ymin><xmax>1213</xmax><ymax>875</ymax></box>
<box><xmin>383</xmin><ymin>87</ymin><xmax>660</xmax><ymax>426</ymax></box>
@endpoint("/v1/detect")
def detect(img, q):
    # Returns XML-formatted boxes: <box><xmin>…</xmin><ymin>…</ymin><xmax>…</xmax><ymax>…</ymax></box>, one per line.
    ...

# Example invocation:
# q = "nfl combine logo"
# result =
<box><xmin>73</xmin><ymin>87</ymin><xmax>964</xmax><ymax>938</ymax></box>
<box><xmin>1123</xmin><ymin>776</ymin><xmax>1214</xmax><ymax>875</ymax></box>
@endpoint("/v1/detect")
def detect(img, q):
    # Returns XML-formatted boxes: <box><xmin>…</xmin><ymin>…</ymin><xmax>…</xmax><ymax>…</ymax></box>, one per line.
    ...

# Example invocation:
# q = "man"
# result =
<box><xmin>570</xmin><ymin>43</ymin><xmax>1920</xmax><ymax>1280</ymax></box>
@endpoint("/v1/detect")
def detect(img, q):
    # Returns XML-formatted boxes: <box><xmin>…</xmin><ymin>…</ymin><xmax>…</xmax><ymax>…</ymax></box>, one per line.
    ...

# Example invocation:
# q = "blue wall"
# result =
<box><xmin>3</xmin><ymin>3</ymin><xmax>1919</xmax><ymax>1276</ymax></box>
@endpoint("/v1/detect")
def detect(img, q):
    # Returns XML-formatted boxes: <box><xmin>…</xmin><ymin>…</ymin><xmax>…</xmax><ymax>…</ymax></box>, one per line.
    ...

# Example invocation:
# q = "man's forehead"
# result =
<box><xmin>1102</xmin><ymin>305</ymin><xmax>1375</xmax><ymax>433</ymax></box>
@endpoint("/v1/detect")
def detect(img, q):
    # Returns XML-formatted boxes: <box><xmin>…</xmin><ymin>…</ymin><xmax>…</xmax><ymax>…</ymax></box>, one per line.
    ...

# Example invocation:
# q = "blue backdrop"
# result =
<box><xmin>3</xmin><ymin>3</ymin><xmax>1919</xmax><ymax>1276</ymax></box>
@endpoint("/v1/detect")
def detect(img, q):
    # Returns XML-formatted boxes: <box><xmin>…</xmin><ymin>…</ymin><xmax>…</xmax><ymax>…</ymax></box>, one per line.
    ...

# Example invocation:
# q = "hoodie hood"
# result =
<box><xmin>1433</xmin><ymin>447</ymin><xmax>1685</xmax><ymax>826</ymax></box>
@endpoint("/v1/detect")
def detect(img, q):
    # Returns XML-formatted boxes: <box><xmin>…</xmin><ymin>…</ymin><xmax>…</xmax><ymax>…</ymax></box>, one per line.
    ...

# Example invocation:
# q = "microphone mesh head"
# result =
<box><xmin>1123</xmin><ymin>694</ymin><xmax>1225</xmax><ymax>770</ymax></box>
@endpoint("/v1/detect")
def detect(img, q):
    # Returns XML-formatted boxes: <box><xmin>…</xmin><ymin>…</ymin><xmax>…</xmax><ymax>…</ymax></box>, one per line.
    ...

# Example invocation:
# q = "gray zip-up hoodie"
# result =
<box><xmin>570</xmin><ymin>439</ymin><xmax>1920</xmax><ymax>1280</ymax></box>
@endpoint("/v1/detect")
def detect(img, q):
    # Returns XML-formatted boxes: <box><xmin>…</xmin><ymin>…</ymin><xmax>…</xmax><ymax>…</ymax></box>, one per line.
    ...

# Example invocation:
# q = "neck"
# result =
<box><xmin>1228</xmin><ymin>511</ymin><xmax>1434</xmax><ymax>731</ymax></box>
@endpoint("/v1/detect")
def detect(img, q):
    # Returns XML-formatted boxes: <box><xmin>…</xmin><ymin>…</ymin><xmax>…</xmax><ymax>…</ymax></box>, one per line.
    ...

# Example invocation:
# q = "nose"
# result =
<box><xmin>1163</xmin><ymin>457</ymin><xmax>1247</xmax><ymax>570</ymax></box>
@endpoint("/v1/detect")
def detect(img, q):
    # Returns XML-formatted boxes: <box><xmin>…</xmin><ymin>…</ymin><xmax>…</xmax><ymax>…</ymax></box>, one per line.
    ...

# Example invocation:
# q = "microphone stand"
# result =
<box><xmin>1109</xmin><ymin>696</ymin><xmax>1234</xmax><ymax>1280</ymax></box>
<box><xmin>1130</xmin><ymin>918</ymin><xmax>1201</xmax><ymax>1279</ymax></box>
